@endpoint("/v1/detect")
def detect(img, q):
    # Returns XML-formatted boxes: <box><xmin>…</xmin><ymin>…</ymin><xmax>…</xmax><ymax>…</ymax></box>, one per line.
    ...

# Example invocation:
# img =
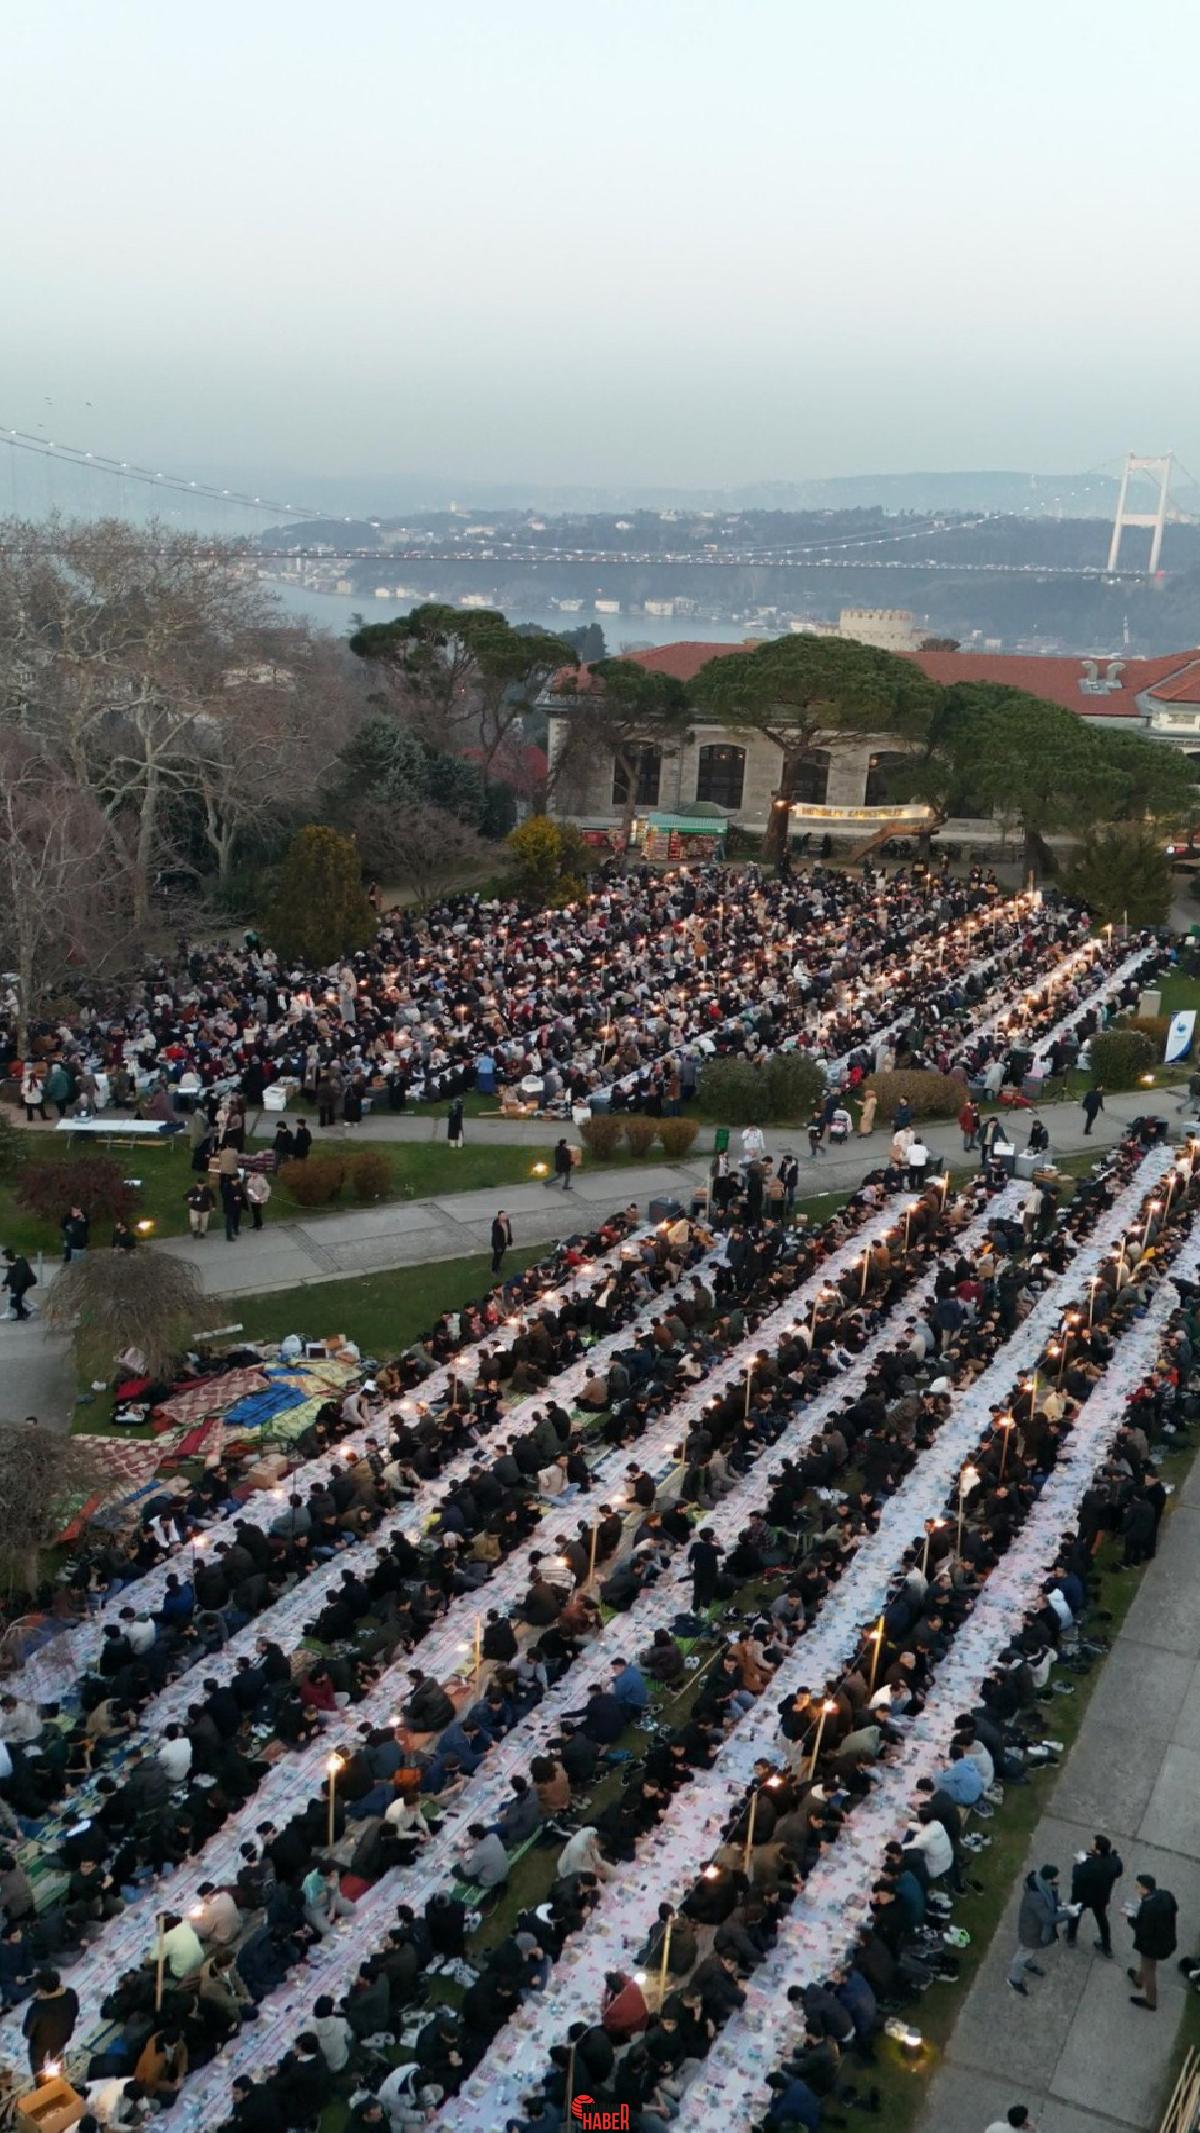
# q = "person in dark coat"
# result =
<box><xmin>22</xmin><ymin>1971</ymin><xmax>79</xmax><ymax>2074</ymax></box>
<box><xmin>1130</xmin><ymin>1874</ymin><xmax>1178</xmax><ymax>2009</ymax></box>
<box><xmin>1067</xmin><ymin>1834</ymin><xmax>1123</xmax><ymax>1957</ymax></box>
<box><xmin>490</xmin><ymin>1211</ymin><xmax>513</xmax><ymax>1274</ymax></box>
<box><xmin>689</xmin><ymin>1528</ymin><xmax>722</xmax><ymax>1610</ymax></box>
<box><xmin>448</xmin><ymin>1098</ymin><xmax>465</xmax><ymax>1149</ymax></box>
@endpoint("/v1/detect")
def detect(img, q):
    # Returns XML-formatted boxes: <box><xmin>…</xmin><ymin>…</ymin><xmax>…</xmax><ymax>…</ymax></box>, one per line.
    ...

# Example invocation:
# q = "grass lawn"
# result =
<box><xmin>0</xmin><ymin>1131</ymin><xmax>566</xmax><ymax>1256</ymax></box>
<box><xmin>223</xmin><ymin>1244</ymin><xmax>547</xmax><ymax>1358</ymax></box>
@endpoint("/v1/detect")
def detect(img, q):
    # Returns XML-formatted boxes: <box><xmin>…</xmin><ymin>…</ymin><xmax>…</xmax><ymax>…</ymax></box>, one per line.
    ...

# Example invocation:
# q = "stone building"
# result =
<box><xmin>544</xmin><ymin>640</ymin><xmax>912</xmax><ymax>828</ymax></box>
<box><xmin>545</xmin><ymin>638</ymin><xmax>1200</xmax><ymax>838</ymax></box>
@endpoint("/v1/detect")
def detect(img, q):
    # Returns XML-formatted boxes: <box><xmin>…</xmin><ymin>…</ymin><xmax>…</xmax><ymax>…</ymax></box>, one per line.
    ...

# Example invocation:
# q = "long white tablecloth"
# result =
<box><xmin>687</xmin><ymin>1231</ymin><xmax>1196</xmax><ymax>2130</ymax></box>
<box><xmin>444</xmin><ymin>1154</ymin><xmax>1173</xmax><ymax>2128</ymax></box>
<box><xmin>10</xmin><ymin>1226</ymin><xmax>660</xmax><ymax>1705</ymax></box>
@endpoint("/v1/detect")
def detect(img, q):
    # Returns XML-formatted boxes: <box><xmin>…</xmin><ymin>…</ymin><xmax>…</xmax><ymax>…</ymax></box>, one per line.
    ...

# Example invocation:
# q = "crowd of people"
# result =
<box><xmin>2</xmin><ymin>863</ymin><xmax>1121</xmax><ymax>1135</ymax></box>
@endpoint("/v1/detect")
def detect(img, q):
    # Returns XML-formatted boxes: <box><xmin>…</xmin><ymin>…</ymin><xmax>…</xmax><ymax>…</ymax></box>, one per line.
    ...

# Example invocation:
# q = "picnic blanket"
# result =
<box><xmin>156</xmin><ymin>1366</ymin><xmax>268</xmax><ymax>1425</ymax></box>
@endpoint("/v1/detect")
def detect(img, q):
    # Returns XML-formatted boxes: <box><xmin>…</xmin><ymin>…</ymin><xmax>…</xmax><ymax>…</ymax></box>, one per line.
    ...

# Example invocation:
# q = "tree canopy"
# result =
<box><xmin>266</xmin><ymin>824</ymin><xmax>376</xmax><ymax>965</ymax></box>
<box><xmin>348</xmin><ymin>603</ymin><xmax>574</xmax><ymax>779</ymax></box>
<box><xmin>902</xmin><ymin>680</ymin><xmax>1196</xmax><ymax>873</ymax></box>
<box><xmin>1063</xmin><ymin>822</ymin><xmax>1174</xmax><ymax>926</ymax></box>
<box><xmin>689</xmin><ymin>636</ymin><xmax>937</xmax><ymax>858</ymax></box>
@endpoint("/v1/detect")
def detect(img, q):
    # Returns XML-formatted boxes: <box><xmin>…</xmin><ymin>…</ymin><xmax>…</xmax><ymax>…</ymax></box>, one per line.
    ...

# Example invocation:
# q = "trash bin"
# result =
<box><xmin>714</xmin><ymin>1127</ymin><xmax>730</xmax><ymax>1155</ymax></box>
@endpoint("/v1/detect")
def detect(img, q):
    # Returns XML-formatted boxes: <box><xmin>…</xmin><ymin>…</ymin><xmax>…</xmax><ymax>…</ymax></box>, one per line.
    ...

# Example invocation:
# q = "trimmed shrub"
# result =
<box><xmin>658</xmin><ymin>1118</ymin><xmax>701</xmax><ymax>1159</ymax></box>
<box><xmin>281</xmin><ymin>1154</ymin><xmax>348</xmax><ymax>1206</ymax></box>
<box><xmin>699</xmin><ymin>1052</ymin><xmax>825</xmax><ymax>1126</ymax></box>
<box><xmin>764</xmin><ymin>1053</ymin><xmax>826</xmax><ymax>1123</ymax></box>
<box><xmin>862</xmin><ymin>1068</ymin><xmax>965</xmax><ymax>1122</ymax></box>
<box><xmin>16</xmin><ymin>1157</ymin><xmax>141</xmax><ymax>1228</ymax></box>
<box><xmin>1089</xmin><ymin>1028</ymin><xmax>1155</xmax><ymax>1092</ymax></box>
<box><xmin>622</xmin><ymin>1117</ymin><xmax>659</xmax><ymax>1159</ymax></box>
<box><xmin>347</xmin><ymin>1150</ymin><xmax>392</xmax><ymax>1203</ymax></box>
<box><xmin>579</xmin><ymin>1115</ymin><xmax>624</xmax><ymax>1161</ymax></box>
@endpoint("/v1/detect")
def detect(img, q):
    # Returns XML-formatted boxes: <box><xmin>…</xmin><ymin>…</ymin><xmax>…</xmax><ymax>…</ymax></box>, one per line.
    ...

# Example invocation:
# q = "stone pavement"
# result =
<box><xmin>152</xmin><ymin>1161</ymin><xmax>705</xmax><ymax>1297</ymax></box>
<box><xmin>141</xmin><ymin>1085</ymin><xmax>1183</xmax><ymax>1300</ymax></box>
<box><xmin>919</xmin><ymin>1466</ymin><xmax>1200</xmax><ymax>2133</ymax></box>
<box><xmin>0</xmin><ymin>1314</ymin><xmax>80</xmax><ymax>1434</ymax></box>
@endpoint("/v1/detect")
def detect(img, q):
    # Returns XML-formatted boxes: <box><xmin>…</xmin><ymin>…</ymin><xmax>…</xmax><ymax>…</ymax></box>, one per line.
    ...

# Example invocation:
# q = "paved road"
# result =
<box><xmin>920</xmin><ymin>1460</ymin><xmax>1200</xmax><ymax>2133</ymax></box>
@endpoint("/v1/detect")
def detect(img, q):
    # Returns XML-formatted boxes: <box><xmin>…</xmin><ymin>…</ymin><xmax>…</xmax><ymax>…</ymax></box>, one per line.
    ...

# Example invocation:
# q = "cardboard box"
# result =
<box><xmin>16</xmin><ymin>2075</ymin><xmax>84</xmax><ymax>2133</ymax></box>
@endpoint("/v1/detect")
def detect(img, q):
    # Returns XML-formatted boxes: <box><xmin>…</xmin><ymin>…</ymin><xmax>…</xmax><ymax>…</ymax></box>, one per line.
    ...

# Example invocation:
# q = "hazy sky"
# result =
<box><xmin>5</xmin><ymin>0</ymin><xmax>1198</xmax><ymax>495</ymax></box>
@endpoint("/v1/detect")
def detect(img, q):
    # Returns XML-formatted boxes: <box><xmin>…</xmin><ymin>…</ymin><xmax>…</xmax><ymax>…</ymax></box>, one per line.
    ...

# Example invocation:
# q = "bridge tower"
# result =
<box><xmin>1106</xmin><ymin>452</ymin><xmax>1174</xmax><ymax>574</ymax></box>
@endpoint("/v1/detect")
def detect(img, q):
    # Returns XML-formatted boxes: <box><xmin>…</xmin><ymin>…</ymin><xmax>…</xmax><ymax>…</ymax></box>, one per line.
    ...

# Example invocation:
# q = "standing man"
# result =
<box><xmin>185</xmin><ymin>1181</ymin><xmax>215</xmax><ymax>1239</ymax></box>
<box><xmin>61</xmin><ymin>1205</ymin><xmax>90</xmax><ymax>1261</ymax></box>
<box><xmin>1008</xmin><ymin>1865</ymin><xmax>1072</xmax><ymax>1996</ymax></box>
<box><xmin>245</xmin><ymin>1171</ymin><xmax>272</xmax><ymax>1232</ymax></box>
<box><xmin>2</xmin><ymin>1249</ymin><xmax>36</xmax><ymax>1321</ymax></box>
<box><xmin>490</xmin><ymin>1210</ymin><xmax>513</xmax><ymax>1274</ymax></box>
<box><xmin>959</xmin><ymin>1097</ymin><xmax>981</xmax><ymax>1152</ymax></box>
<box><xmin>220</xmin><ymin>1170</ymin><xmax>244</xmax><ymax>1244</ymax></box>
<box><xmin>550</xmin><ymin>1139</ymin><xmax>574</xmax><ymax>1193</ymax></box>
<box><xmin>1128</xmin><ymin>1873</ymin><xmax>1178</xmax><ymax>2010</ymax></box>
<box><xmin>1066</xmin><ymin>1834</ymin><xmax>1123</xmax><ymax>1957</ymax></box>
<box><xmin>1082</xmin><ymin>1085</ymin><xmax>1105</xmax><ymax>1137</ymax></box>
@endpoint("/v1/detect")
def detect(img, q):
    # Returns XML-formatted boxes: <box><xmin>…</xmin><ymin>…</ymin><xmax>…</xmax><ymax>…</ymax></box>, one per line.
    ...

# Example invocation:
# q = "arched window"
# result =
<box><xmin>865</xmin><ymin>751</ymin><xmax>908</xmax><ymax>807</ymax></box>
<box><xmin>790</xmin><ymin>752</ymin><xmax>829</xmax><ymax>805</ymax></box>
<box><xmin>612</xmin><ymin>745</ymin><xmax>661</xmax><ymax>808</ymax></box>
<box><xmin>695</xmin><ymin>744</ymin><xmax>746</xmax><ymax>810</ymax></box>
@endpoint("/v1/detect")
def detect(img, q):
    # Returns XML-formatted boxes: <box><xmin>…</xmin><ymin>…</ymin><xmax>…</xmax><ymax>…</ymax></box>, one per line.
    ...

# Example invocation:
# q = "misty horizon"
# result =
<box><xmin>5</xmin><ymin>0</ymin><xmax>1198</xmax><ymax>493</ymax></box>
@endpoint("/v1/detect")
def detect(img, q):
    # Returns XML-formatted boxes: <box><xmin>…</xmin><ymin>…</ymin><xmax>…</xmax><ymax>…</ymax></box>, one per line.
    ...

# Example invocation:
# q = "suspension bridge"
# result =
<box><xmin>1</xmin><ymin>426</ymin><xmax>1196</xmax><ymax>581</ymax></box>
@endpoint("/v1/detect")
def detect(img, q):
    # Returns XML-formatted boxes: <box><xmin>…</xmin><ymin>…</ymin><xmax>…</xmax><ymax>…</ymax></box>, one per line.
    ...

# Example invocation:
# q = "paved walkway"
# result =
<box><xmin>920</xmin><ymin>1463</ymin><xmax>1200</xmax><ymax>2133</ymax></box>
<box><xmin>3</xmin><ymin>1084</ymin><xmax>1187</xmax><ymax>1427</ymax></box>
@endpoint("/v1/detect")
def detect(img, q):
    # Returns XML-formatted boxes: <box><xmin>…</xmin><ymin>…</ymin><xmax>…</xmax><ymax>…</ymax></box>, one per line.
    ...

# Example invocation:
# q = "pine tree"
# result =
<box><xmin>266</xmin><ymin>825</ymin><xmax>376</xmax><ymax>964</ymax></box>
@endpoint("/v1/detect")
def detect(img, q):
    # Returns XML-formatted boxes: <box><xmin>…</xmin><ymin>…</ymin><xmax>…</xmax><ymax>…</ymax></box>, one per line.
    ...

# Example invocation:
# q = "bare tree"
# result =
<box><xmin>0</xmin><ymin>1426</ymin><xmax>103</xmax><ymax>1597</ymax></box>
<box><xmin>188</xmin><ymin>632</ymin><xmax>360</xmax><ymax>885</ymax></box>
<box><xmin>44</xmin><ymin>1251</ymin><xmax>214</xmax><ymax>1383</ymax></box>
<box><xmin>0</xmin><ymin>517</ymin><xmax>279</xmax><ymax>923</ymax></box>
<box><xmin>0</xmin><ymin>732</ymin><xmax>131</xmax><ymax>1050</ymax></box>
<box><xmin>349</xmin><ymin>797</ymin><xmax>489</xmax><ymax>905</ymax></box>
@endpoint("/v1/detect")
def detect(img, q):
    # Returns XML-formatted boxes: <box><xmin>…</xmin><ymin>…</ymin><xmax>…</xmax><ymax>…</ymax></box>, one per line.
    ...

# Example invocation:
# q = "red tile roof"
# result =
<box><xmin>551</xmin><ymin>640</ymin><xmax>1200</xmax><ymax>720</ymax></box>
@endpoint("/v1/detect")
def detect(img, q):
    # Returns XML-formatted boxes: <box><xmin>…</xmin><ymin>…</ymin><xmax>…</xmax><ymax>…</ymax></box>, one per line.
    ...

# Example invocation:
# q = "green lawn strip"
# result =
<box><xmin>0</xmin><ymin>1133</ymin><xmax>565</xmax><ymax>1255</ymax></box>
<box><xmin>216</xmin><ymin>1246</ymin><xmax>547</xmax><ymax>1361</ymax></box>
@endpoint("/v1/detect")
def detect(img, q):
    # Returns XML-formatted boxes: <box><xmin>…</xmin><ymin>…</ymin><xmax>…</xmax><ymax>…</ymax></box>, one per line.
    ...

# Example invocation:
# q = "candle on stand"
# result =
<box><xmin>658</xmin><ymin>1914</ymin><xmax>674</xmax><ymax>2005</ymax></box>
<box><xmin>742</xmin><ymin>1787</ymin><xmax>760</xmax><ymax>1874</ymax></box>
<box><xmin>1143</xmin><ymin>1199</ymin><xmax>1161</xmax><ymax>1252</ymax></box>
<box><xmin>587</xmin><ymin>1522</ymin><xmax>600</xmax><ymax>1587</ymax></box>
<box><xmin>860</xmin><ymin>1250</ymin><xmax>870</xmax><ymax>1299</ymax></box>
<box><xmin>326</xmin><ymin>1752</ymin><xmax>343</xmax><ymax>1848</ymax></box>
<box><xmin>155</xmin><ymin>1910</ymin><xmax>168</xmax><ymax>2011</ymax></box>
<box><xmin>744</xmin><ymin>1363</ymin><xmax>754</xmax><ymax>1419</ymax></box>
<box><xmin>998</xmin><ymin>1416</ymin><xmax>1015</xmax><ymax>1479</ymax></box>
<box><xmin>938</xmin><ymin>1173</ymin><xmax>950</xmax><ymax>1211</ymax></box>
<box><xmin>809</xmin><ymin>1699</ymin><xmax>837</xmax><ymax>1780</ymax></box>
<box><xmin>868</xmin><ymin>1616</ymin><xmax>885</xmax><ymax>1694</ymax></box>
<box><xmin>1087</xmin><ymin>1276</ymin><xmax>1100</xmax><ymax>1328</ymax></box>
<box><xmin>957</xmin><ymin>1463</ymin><xmax>980</xmax><ymax>1554</ymax></box>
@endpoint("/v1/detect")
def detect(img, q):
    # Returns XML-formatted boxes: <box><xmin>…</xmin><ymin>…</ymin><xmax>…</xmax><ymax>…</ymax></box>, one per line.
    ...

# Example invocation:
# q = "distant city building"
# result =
<box><xmin>594</xmin><ymin>598</ymin><xmax>621</xmax><ymax>614</ymax></box>
<box><xmin>838</xmin><ymin>607</ymin><xmax>923</xmax><ymax>652</ymax></box>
